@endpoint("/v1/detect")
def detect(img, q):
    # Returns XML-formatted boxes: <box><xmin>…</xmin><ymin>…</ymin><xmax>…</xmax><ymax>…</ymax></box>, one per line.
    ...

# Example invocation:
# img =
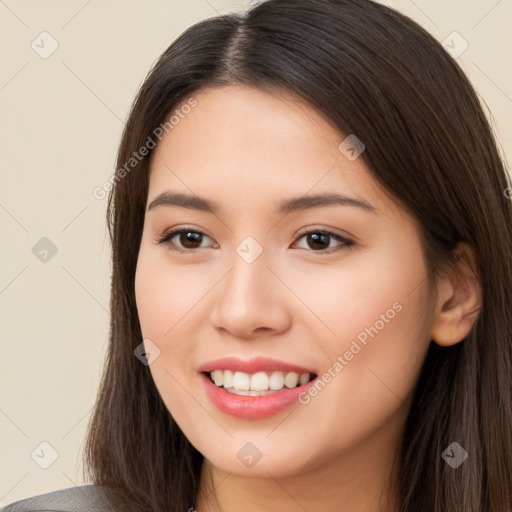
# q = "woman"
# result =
<box><xmin>3</xmin><ymin>0</ymin><xmax>511</xmax><ymax>511</ymax></box>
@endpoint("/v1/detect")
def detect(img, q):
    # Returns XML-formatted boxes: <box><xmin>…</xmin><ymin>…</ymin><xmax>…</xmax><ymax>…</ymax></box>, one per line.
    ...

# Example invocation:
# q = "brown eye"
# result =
<box><xmin>157</xmin><ymin>228</ymin><xmax>215</xmax><ymax>251</ymax></box>
<box><xmin>177</xmin><ymin>231</ymin><xmax>203</xmax><ymax>249</ymax></box>
<box><xmin>305</xmin><ymin>232</ymin><xmax>331</xmax><ymax>250</ymax></box>
<box><xmin>293</xmin><ymin>230</ymin><xmax>354</xmax><ymax>253</ymax></box>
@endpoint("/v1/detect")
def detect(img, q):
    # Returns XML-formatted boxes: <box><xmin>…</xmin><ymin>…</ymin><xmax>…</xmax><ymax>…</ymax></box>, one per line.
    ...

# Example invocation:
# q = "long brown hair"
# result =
<box><xmin>82</xmin><ymin>1</ymin><xmax>512</xmax><ymax>510</ymax></box>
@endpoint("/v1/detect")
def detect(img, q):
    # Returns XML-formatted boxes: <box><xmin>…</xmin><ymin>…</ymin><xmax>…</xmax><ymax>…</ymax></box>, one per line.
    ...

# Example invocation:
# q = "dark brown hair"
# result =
<box><xmin>82</xmin><ymin>1</ymin><xmax>512</xmax><ymax>510</ymax></box>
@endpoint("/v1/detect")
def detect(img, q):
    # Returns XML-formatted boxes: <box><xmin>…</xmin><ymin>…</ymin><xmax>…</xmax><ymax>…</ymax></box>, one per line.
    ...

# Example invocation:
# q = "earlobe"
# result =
<box><xmin>430</xmin><ymin>242</ymin><xmax>482</xmax><ymax>347</ymax></box>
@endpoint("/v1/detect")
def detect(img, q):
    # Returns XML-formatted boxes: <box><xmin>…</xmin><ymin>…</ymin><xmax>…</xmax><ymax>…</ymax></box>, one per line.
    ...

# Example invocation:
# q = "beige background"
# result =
<box><xmin>0</xmin><ymin>0</ymin><xmax>510</xmax><ymax>505</ymax></box>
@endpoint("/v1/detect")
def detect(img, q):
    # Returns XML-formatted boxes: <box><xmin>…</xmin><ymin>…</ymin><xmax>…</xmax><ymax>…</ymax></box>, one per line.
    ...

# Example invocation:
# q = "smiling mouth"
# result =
<box><xmin>203</xmin><ymin>369</ymin><xmax>318</xmax><ymax>396</ymax></box>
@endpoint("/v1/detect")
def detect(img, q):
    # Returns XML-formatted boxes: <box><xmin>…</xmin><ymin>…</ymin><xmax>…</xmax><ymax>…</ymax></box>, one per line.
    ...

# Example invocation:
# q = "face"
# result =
<box><xmin>134</xmin><ymin>84</ymin><xmax>436</xmax><ymax>479</ymax></box>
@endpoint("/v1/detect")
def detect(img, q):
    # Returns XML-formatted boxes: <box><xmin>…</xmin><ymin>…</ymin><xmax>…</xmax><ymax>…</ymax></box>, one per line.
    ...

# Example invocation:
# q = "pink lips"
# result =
<box><xmin>198</xmin><ymin>356</ymin><xmax>318</xmax><ymax>420</ymax></box>
<box><xmin>197</xmin><ymin>356</ymin><xmax>316</xmax><ymax>375</ymax></box>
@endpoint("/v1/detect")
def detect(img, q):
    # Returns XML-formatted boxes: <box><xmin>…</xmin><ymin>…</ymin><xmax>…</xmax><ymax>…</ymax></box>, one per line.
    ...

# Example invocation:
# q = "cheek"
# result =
<box><xmin>135</xmin><ymin>247</ymin><xmax>206</xmax><ymax>341</ymax></box>
<box><xmin>287</xmin><ymin>244</ymin><xmax>431</xmax><ymax>408</ymax></box>
<box><xmin>288</xmin><ymin>244</ymin><xmax>426</xmax><ymax>339</ymax></box>
<box><xmin>134</xmin><ymin>247</ymin><xmax>218</xmax><ymax>390</ymax></box>
<box><xmin>134</xmin><ymin>250</ymin><xmax>198</xmax><ymax>417</ymax></box>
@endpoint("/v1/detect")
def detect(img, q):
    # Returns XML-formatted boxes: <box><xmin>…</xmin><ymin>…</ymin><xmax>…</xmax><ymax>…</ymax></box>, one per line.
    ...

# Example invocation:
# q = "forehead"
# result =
<box><xmin>164</xmin><ymin>84</ymin><xmax>344</xmax><ymax>157</ymax></box>
<box><xmin>147</xmin><ymin>85</ymin><xmax>402</xmax><ymax>221</ymax></box>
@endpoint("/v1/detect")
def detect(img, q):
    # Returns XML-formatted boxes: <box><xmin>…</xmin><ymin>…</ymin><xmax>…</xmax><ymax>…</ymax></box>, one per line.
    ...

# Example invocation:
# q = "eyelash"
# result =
<box><xmin>155</xmin><ymin>226</ymin><xmax>355</xmax><ymax>254</ymax></box>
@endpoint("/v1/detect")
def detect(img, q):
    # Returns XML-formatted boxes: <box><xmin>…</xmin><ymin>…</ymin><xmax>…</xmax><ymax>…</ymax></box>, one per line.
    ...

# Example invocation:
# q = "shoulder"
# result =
<box><xmin>0</xmin><ymin>484</ymin><xmax>117</xmax><ymax>512</ymax></box>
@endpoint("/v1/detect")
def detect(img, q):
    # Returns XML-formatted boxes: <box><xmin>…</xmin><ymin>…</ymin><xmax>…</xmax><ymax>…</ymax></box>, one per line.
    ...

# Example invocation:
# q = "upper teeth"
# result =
<box><xmin>209</xmin><ymin>369</ymin><xmax>312</xmax><ymax>395</ymax></box>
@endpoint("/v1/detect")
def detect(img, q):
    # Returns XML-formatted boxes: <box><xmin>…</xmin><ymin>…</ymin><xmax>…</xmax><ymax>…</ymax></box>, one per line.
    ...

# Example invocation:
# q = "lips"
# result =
<box><xmin>197</xmin><ymin>356</ymin><xmax>317</xmax><ymax>375</ymax></box>
<box><xmin>197</xmin><ymin>356</ymin><xmax>318</xmax><ymax>419</ymax></box>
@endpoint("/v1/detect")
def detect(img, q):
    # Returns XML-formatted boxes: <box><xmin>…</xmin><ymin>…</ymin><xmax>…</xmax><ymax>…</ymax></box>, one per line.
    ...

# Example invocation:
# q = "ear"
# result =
<box><xmin>430</xmin><ymin>242</ymin><xmax>482</xmax><ymax>347</ymax></box>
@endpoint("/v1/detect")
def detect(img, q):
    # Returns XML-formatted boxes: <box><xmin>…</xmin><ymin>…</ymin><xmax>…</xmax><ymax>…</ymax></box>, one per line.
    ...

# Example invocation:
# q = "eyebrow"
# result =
<box><xmin>147</xmin><ymin>191</ymin><xmax>377</xmax><ymax>215</ymax></box>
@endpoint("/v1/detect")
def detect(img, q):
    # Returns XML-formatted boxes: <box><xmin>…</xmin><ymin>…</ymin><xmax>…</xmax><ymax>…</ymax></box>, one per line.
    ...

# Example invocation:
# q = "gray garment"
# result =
<box><xmin>0</xmin><ymin>485</ymin><xmax>117</xmax><ymax>512</ymax></box>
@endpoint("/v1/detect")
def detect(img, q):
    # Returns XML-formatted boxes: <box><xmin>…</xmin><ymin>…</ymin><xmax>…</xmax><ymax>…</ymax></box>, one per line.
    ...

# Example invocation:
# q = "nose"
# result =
<box><xmin>210</xmin><ymin>246</ymin><xmax>292</xmax><ymax>339</ymax></box>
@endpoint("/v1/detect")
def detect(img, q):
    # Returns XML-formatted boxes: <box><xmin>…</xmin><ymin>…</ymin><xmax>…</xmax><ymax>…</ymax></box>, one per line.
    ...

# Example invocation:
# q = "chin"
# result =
<box><xmin>199</xmin><ymin>436</ymin><xmax>321</xmax><ymax>479</ymax></box>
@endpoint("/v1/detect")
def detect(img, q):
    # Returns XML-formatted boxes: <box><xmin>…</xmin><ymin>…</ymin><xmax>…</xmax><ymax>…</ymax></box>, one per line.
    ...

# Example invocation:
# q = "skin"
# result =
<box><xmin>134</xmin><ymin>85</ymin><xmax>481</xmax><ymax>512</ymax></box>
